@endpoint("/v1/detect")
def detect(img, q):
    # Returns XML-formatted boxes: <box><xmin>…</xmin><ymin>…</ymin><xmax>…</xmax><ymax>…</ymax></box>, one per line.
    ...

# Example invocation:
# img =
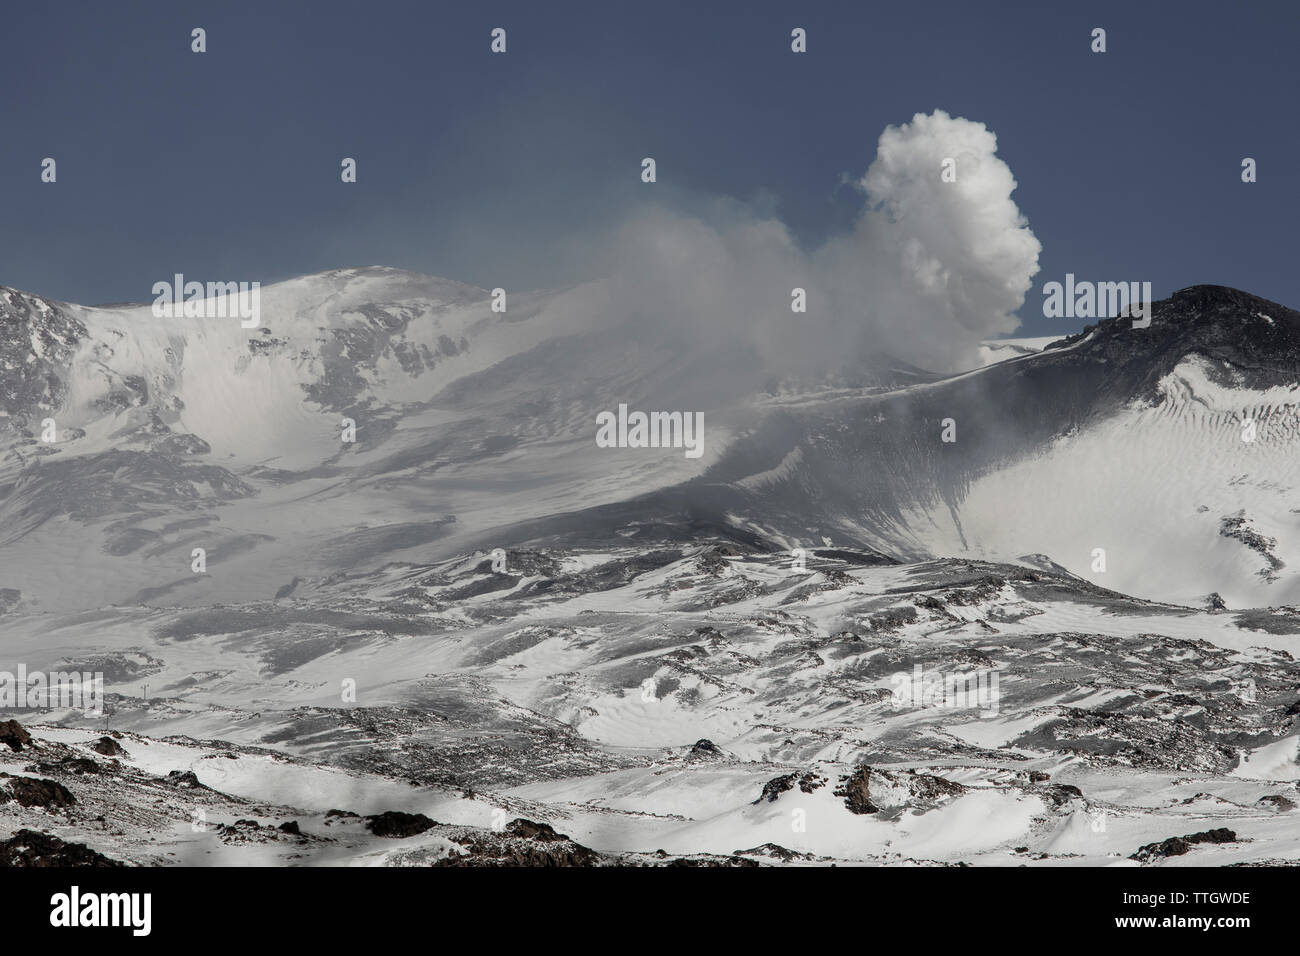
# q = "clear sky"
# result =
<box><xmin>2</xmin><ymin>0</ymin><xmax>1296</xmax><ymax>336</ymax></box>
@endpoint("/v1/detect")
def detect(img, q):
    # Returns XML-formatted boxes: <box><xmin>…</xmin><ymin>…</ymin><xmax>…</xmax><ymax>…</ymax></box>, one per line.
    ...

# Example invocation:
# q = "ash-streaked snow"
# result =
<box><xmin>2</xmin><ymin>273</ymin><xmax>1300</xmax><ymax>865</ymax></box>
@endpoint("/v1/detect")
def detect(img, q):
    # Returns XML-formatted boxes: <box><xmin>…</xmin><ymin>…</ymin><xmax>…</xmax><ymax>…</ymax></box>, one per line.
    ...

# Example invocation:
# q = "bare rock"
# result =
<box><xmin>7</xmin><ymin>777</ymin><xmax>76</xmax><ymax>808</ymax></box>
<box><xmin>0</xmin><ymin>829</ymin><xmax>123</xmax><ymax>867</ymax></box>
<box><xmin>366</xmin><ymin>810</ymin><xmax>436</xmax><ymax>838</ymax></box>
<box><xmin>91</xmin><ymin>736</ymin><xmax>124</xmax><ymax>757</ymax></box>
<box><xmin>0</xmin><ymin>720</ymin><xmax>31</xmax><ymax>753</ymax></box>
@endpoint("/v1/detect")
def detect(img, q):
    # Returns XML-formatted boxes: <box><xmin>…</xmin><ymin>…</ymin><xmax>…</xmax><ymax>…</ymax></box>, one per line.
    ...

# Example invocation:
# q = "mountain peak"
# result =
<box><xmin>1044</xmin><ymin>284</ymin><xmax>1300</xmax><ymax>394</ymax></box>
<box><xmin>1167</xmin><ymin>283</ymin><xmax>1300</xmax><ymax>320</ymax></box>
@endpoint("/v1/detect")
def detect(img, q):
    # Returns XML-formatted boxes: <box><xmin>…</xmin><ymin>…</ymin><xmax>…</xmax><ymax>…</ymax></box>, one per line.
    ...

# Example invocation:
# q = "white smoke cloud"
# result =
<box><xmin>843</xmin><ymin>109</ymin><xmax>1043</xmax><ymax>367</ymax></box>
<box><xmin>562</xmin><ymin>109</ymin><xmax>1040</xmax><ymax>377</ymax></box>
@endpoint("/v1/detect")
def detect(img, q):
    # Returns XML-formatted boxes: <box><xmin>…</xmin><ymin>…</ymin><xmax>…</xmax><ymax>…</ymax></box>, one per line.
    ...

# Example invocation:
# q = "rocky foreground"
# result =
<box><xmin>1</xmin><ymin>544</ymin><xmax>1298</xmax><ymax>866</ymax></box>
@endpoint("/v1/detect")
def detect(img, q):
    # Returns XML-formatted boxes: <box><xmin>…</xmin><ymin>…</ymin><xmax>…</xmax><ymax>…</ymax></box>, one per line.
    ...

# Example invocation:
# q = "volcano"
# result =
<box><xmin>2</xmin><ymin>273</ymin><xmax>1300</xmax><ymax>866</ymax></box>
<box><xmin>570</xmin><ymin>283</ymin><xmax>1300</xmax><ymax>609</ymax></box>
<box><xmin>2</xmin><ymin>274</ymin><xmax>1298</xmax><ymax>613</ymax></box>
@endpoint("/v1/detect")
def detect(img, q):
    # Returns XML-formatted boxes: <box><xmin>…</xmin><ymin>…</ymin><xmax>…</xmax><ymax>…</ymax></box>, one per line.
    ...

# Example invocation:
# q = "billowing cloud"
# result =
<box><xmin>843</xmin><ymin>109</ymin><xmax>1043</xmax><ymax>367</ymax></box>
<box><xmin>561</xmin><ymin>109</ymin><xmax>1040</xmax><ymax>378</ymax></box>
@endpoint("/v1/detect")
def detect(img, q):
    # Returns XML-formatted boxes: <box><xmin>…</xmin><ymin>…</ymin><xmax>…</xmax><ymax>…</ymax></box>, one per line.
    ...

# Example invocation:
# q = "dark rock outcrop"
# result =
<box><xmin>0</xmin><ymin>829</ymin><xmax>123</xmax><ymax>867</ymax></box>
<box><xmin>1130</xmin><ymin>827</ymin><xmax>1238</xmax><ymax>862</ymax></box>
<box><xmin>688</xmin><ymin>738</ymin><xmax>722</xmax><ymax>759</ymax></box>
<box><xmin>757</xmin><ymin>772</ymin><xmax>798</xmax><ymax>804</ymax></box>
<box><xmin>1043</xmin><ymin>784</ymin><xmax>1084</xmax><ymax>807</ymax></box>
<box><xmin>7</xmin><ymin>777</ymin><xmax>76</xmax><ymax>808</ymax></box>
<box><xmin>0</xmin><ymin>720</ymin><xmax>32</xmax><ymax>752</ymax></box>
<box><xmin>37</xmin><ymin>757</ymin><xmax>99</xmax><ymax>775</ymax></box>
<box><xmin>756</xmin><ymin>770</ymin><xmax>826</xmax><ymax>804</ymax></box>
<box><xmin>366</xmin><ymin>810</ymin><xmax>436</xmax><ymax>838</ymax></box>
<box><xmin>835</xmin><ymin>766</ymin><xmax>879</xmax><ymax>815</ymax></box>
<box><xmin>91</xmin><ymin>736</ymin><xmax>124</xmax><ymax>757</ymax></box>
<box><xmin>437</xmin><ymin>819</ymin><xmax>600</xmax><ymax>867</ymax></box>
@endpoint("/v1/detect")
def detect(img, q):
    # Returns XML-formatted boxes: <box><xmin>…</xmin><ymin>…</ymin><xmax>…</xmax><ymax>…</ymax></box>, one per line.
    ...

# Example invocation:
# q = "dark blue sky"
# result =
<box><xmin>2</xmin><ymin>0</ymin><xmax>1296</xmax><ymax>336</ymax></box>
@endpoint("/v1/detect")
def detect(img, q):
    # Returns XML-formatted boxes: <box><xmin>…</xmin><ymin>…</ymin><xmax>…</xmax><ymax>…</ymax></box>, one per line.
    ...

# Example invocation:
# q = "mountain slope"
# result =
<box><xmin>520</xmin><ymin>286</ymin><xmax>1300</xmax><ymax>607</ymax></box>
<box><xmin>2</xmin><ymin>276</ymin><xmax>1298</xmax><ymax>612</ymax></box>
<box><xmin>2</xmin><ymin>545</ymin><xmax>1299</xmax><ymax>866</ymax></box>
<box><xmin>4</xmin><ymin>275</ymin><xmax>1300</xmax><ymax>866</ymax></box>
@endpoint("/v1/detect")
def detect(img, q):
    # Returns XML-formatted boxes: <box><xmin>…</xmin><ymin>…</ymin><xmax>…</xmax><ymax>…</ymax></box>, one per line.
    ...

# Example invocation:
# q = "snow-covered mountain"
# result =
<box><xmin>0</xmin><ymin>267</ymin><xmax>743</xmax><ymax>612</ymax></box>
<box><xmin>3</xmin><ymin>545</ymin><xmax>1299</xmax><ymax>866</ymax></box>
<box><xmin>634</xmin><ymin>284</ymin><xmax>1300</xmax><ymax>610</ymax></box>
<box><xmin>4</xmin><ymin>272</ymin><xmax>1299</xmax><ymax>614</ymax></box>
<box><xmin>3</xmin><ymin>272</ymin><xmax>1300</xmax><ymax>866</ymax></box>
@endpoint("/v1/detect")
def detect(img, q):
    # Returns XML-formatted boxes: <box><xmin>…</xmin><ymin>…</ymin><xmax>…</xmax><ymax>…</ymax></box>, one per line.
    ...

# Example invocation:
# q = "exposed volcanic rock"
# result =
<box><xmin>1130</xmin><ymin>828</ymin><xmax>1239</xmax><ymax>862</ymax></box>
<box><xmin>836</xmin><ymin>766</ymin><xmax>880</xmax><ymax>815</ymax></box>
<box><xmin>757</xmin><ymin>772</ymin><xmax>799</xmax><ymax>804</ymax></box>
<box><xmin>35</xmin><ymin>757</ymin><xmax>100</xmax><ymax>775</ymax></box>
<box><xmin>736</xmin><ymin>843</ymin><xmax>818</xmax><ymax>862</ymax></box>
<box><xmin>0</xmin><ymin>288</ymin><xmax>87</xmax><ymax>421</ymax></box>
<box><xmin>0</xmin><ymin>542</ymin><xmax>1294</xmax><ymax>865</ymax></box>
<box><xmin>503</xmin><ymin>818</ymin><xmax>566</xmax><ymax>841</ymax></box>
<box><xmin>0</xmin><ymin>829</ymin><xmax>123</xmax><ymax>867</ymax></box>
<box><xmin>0</xmin><ymin>720</ymin><xmax>32</xmax><ymax>752</ymax></box>
<box><xmin>0</xmin><ymin>276</ymin><xmax>1297</xmax><ymax>867</ymax></box>
<box><xmin>437</xmin><ymin>820</ymin><xmax>600</xmax><ymax>867</ymax></box>
<box><xmin>1049</xmin><ymin>285</ymin><xmax>1300</xmax><ymax>395</ymax></box>
<box><xmin>366</xmin><ymin>811</ymin><xmax>436</xmax><ymax>838</ymax></box>
<box><xmin>1042</xmin><ymin>784</ymin><xmax>1084</xmax><ymax>807</ymax></box>
<box><xmin>757</xmin><ymin>770</ymin><xmax>827</xmax><ymax>804</ymax></box>
<box><xmin>688</xmin><ymin>738</ymin><xmax>723</xmax><ymax>759</ymax></box>
<box><xmin>6</xmin><ymin>777</ymin><xmax>76</xmax><ymax>808</ymax></box>
<box><xmin>91</xmin><ymin>736</ymin><xmax>124</xmax><ymax>757</ymax></box>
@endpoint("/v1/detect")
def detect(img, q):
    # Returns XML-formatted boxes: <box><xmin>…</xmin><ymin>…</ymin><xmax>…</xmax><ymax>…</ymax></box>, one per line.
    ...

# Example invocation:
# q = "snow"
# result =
<box><xmin>901</xmin><ymin>354</ymin><xmax>1300</xmax><ymax>606</ymax></box>
<box><xmin>1233</xmin><ymin>736</ymin><xmax>1300</xmax><ymax>782</ymax></box>
<box><xmin>4</xmin><ymin>272</ymin><xmax>1300</xmax><ymax>866</ymax></box>
<box><xmin>972</xmin><ymin>335</ymin><xmax>1065</xmax><ymax>368</ymax></box>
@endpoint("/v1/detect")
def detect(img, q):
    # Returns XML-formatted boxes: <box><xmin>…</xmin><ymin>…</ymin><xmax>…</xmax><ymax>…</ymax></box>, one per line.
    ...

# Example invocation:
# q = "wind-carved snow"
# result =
<box><xmin>0</xmin><ymin>269</ymin><xmax>738</xmax><ymax>613</ymax></box>
<box><xmin>3</xmin><ymin>547</ymin><xmax>1300</xmax><ymax>866</ymax></box>
<box><xmin>4</xmin><ymin>276</ymin><xmax>1300</xmax><ymax>865</ymax></box>
<box><xmin>906</xmin><ymin>354</ymin><xmax>1300</xmax><ymax>607</ymax></box>
<box><xmin>4</xmin><ymin>277</ymin><xmax>1299</xmax><ymax>616</ymax></box>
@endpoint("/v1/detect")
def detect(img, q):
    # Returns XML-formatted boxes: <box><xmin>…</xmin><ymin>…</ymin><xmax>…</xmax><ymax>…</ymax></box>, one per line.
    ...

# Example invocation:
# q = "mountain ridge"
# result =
<box><xmin>1</xmin><ymin>274</ymin><xmax>1298</xmax><ymax>612</ymax></box>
